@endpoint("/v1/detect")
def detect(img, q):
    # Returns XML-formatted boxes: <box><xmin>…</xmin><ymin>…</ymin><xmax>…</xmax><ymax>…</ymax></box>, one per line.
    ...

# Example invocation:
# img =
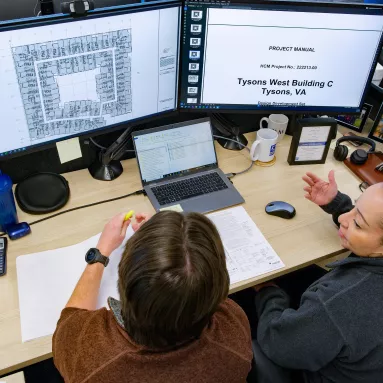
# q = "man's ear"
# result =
<box><xmin>373</xmin><ymin>238</ymin><xmax>383</xmax><ymax>257</ymax></box>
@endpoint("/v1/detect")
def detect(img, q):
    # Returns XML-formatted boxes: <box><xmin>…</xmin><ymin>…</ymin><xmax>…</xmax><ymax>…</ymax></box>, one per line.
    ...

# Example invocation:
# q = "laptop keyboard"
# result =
<box><xmin>152</xmin><ymin>172</ymin><xmax>228</xmax><ymax>206</ymax></box>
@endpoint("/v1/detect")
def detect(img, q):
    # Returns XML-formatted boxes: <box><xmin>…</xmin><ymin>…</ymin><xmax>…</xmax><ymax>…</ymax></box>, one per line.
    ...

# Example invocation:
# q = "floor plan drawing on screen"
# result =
<box><xmin>12</xmin><ymin>30</ymin><xmax>132</xmax><ymax>141</ymax></box>
<box><xmin>0</xmin><ymin>5</ymin><xmax>180</xmax><ymax>156</ymax></box>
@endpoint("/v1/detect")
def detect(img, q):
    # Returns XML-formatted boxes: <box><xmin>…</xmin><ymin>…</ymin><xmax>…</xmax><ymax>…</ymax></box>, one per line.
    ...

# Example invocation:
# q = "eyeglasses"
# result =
<box><xmin>359</xmin><ymin>182</ymin><xmax>369</xmax><ymax>192</ymax></box>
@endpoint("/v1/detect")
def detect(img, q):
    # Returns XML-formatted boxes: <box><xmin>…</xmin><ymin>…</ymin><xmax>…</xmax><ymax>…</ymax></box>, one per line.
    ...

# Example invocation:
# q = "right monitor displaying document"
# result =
<box><xmin>179</xmin><ymin>1</ymin><xmax>383</xmax><ymax>114</ymax></box>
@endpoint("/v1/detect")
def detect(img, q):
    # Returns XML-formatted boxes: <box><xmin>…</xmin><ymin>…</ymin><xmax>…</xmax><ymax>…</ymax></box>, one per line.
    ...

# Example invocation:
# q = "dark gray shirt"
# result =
<box><xmin>256</xmin><ymin>192</ymin><xmax>383</xmax><ymax>383</ymax></box>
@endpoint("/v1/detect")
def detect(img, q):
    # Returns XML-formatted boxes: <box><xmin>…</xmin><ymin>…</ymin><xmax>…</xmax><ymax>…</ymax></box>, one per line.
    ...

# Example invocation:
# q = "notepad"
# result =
<box><xmin>16</xmin><ymin>207</ymin><xmax>284</xmax><ymax>342</ymax></box>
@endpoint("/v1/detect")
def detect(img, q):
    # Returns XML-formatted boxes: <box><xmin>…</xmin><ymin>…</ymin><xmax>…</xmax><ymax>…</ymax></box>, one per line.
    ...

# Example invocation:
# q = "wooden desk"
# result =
<box><xmin>0</xmin><ymin>132</ymin><xmax>361</xmax><ymax>376</ymax></box>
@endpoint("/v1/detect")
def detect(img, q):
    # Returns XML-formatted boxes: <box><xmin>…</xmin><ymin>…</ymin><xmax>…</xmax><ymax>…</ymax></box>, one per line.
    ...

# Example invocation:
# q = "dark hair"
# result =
<box><xmin>118</xmin><ymin>211</ymin><xmax>229</xmax><ymax>349</ymax></box>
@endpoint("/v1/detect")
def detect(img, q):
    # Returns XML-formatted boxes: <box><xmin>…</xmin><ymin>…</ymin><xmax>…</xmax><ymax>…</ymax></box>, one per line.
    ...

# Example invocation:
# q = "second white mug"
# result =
<box><xmin>250</xmin><ymin>128</ymin><xmax>278</xmax><ymax>163</ymax></box>
<box><xmin>260</xmin><ymin>114</ymin><xmax>289</xmax><ymax>142</ymax></box>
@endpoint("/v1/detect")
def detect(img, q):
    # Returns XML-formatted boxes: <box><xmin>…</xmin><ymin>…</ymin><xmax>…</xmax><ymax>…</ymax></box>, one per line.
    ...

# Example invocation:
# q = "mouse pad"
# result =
<box><xmin>15</xmin><ymin>172</ymin><xmax>70</xmax><ymax>214</ymax></box>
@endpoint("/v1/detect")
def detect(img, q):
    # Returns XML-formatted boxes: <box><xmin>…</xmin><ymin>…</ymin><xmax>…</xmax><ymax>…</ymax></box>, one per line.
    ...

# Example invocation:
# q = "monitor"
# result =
<box><xmin>0</xmin><ymin>0</ymin><xmax>181</xmax><ymax>159</ymax></box>
<box><xmin>179</xmin><ymin>0</ymin><xmax>383</xmax><ymax>114</ymax></box>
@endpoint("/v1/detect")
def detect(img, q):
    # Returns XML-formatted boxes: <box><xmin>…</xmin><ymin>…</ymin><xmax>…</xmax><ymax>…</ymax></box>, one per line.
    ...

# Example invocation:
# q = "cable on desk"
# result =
<box><xmin>213</xmin><ymin>135</ymin><xmax>254</xmax><ymax>177</ymax></box>
<box><xmin>28</xmin><ymin>189</ymin><xmax>145</xmax><ymax>226</ymax></box>
<box><xmin>0</xmin><ymin>189</ymin><xmax>145</xmax><ymax>237</ymax></box>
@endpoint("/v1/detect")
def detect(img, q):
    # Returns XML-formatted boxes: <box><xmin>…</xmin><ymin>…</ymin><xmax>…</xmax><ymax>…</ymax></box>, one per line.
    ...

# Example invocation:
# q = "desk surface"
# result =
<box><xmin>0</xmin><ymin>131</ymin><xmax>362</xmax><ymax>375</ymax></box>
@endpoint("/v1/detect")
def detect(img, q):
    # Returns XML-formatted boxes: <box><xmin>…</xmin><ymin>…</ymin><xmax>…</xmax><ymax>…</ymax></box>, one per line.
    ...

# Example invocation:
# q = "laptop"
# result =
<box><xmin>132</xmin><ymin>118</ymin><xmax>245</xmax><ymax>213</ymax></box>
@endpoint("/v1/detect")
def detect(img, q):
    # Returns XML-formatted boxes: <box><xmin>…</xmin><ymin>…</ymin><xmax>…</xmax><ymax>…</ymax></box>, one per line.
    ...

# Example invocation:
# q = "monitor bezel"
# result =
<box><xmin>0</xmin><ymin>0</ymin><xmax>182</xmax><ymax>161</ymax></box>
<box><xmin>178</xmin><ymin>0</ymin><xmax>383</xmax><ymax>116</ymax></box>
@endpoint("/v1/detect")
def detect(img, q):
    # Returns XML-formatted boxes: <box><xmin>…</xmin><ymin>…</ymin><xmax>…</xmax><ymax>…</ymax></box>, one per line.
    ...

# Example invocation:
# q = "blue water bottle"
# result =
<box><xmin>0</xmin><ymin>171</ymin><xmax>18</xmax><ymax>232</ymax></box>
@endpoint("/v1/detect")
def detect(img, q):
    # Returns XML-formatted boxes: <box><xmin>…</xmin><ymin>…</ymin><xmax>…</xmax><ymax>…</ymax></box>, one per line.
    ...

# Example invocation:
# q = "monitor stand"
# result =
<box><xmin>210</xmin><ymin>113</ymin><xmax>248</xmax><ymax>151</ymax></box>
<box><xmin>88</xmin><ymin>126</ymin><xmax>134</xmax><ymax>181</ymax></box>
<box><xmin>285</xmin><ymin>114</ymin><xmax>303</xmax><ymax>136</ymax></box>
<box><xmin>216</xmin><ymin>134</ymin><xmax>248</xmax><ymax>151</ymax></box>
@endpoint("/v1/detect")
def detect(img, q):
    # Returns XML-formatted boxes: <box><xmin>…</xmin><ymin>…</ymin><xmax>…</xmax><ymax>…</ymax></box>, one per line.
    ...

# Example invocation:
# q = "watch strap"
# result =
<box><xmin>96</xmin><ymin>252</ymin><xmax>109</xmax><ymax>267</ymax></box>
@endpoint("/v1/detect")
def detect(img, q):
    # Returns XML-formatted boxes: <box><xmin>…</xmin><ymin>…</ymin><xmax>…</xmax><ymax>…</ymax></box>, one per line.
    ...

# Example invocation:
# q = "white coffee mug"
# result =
<box><xmin>250</xmin><ymin>128</ymin><xmax>278</xmax><ymax>163</ymax></box>
<box><xmin>260</xmin><ymin>114</ymin><xmax>289</xmax><ymax>142</ymax></box>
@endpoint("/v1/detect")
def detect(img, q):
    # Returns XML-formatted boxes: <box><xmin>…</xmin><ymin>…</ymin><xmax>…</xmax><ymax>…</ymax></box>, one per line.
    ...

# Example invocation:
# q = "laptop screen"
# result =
<box><xmin>133</xmin><ymin>120</ymin><xmax>217</xmax><ymax>184</ymax></box>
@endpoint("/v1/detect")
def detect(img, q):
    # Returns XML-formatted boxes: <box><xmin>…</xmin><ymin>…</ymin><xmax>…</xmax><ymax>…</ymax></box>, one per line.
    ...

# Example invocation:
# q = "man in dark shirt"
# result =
<box><xmin>255</xmin><ymin>171</ymin><xmax>383</xmax><ymax>383</ymax></box>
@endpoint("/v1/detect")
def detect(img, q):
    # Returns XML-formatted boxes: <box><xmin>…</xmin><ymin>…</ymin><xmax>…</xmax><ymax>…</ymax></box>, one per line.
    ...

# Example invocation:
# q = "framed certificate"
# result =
<box><xmin>287</xmin><ymin>118</ymin><xmax>337</xmax><ymax>165</ymax></box>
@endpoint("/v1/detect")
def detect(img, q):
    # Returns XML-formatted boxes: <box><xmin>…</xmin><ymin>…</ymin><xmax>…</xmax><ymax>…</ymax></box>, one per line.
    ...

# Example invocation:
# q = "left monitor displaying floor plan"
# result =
<box><xmin>0</xmin><ymin>1</ymin><xmax>181</xmax><ymax>158</ymax></box>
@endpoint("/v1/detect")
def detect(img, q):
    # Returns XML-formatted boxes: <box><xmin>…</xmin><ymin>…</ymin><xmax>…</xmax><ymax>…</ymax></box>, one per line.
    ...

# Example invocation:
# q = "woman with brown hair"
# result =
<box><xmin>53</xmin><ymin>211</ymin><xmax>252</xmax><ymax>383</ymax></box>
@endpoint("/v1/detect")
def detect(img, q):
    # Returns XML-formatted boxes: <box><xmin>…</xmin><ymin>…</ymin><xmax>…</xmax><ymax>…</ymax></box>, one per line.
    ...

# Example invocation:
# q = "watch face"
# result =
<box><xmin>86</xmin><ymin>249</ymin><xmax>96</xmax><ymax>263</ymax></box>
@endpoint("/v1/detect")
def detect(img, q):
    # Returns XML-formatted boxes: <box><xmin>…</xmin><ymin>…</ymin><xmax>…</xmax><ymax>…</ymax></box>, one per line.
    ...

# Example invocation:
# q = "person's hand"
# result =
<box><xmin>132</xmin><ymin>212</ymin><xmax>152</xmax><ymax>232</ymax></box>
<box><xmin>302</xmin><ymin>170</ymin><xmax>338</xmax><ymax>206</ymax></box>
<box><xmin>96</xmin><ymin>213</ymin><xmax>131</xmax><ymax>257</ymax></box>
<box><xmin>253</xmin><ymin>281</ymin><xmax>278</xmax><ymax>292</ymax></box>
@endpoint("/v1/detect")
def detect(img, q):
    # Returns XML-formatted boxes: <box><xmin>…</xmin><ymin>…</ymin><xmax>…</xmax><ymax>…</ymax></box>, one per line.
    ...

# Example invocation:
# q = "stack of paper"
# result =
<box><xmin>16</xmin><ymin>207</ymin><xmax>284</xmax><ymax>342</ymax></box>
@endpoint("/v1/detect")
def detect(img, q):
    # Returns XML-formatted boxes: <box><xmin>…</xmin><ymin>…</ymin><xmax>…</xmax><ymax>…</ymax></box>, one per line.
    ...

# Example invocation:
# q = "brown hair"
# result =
<box><xmin>118</xmin><ymin>210</ymin><xmax>229</xmax><ymax>349</ymax></box>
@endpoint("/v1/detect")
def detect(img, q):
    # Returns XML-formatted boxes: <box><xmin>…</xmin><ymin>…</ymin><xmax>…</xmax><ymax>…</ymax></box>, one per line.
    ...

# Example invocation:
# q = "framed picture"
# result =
<box><xmin>335</xmin><ymin>103</ymin><xmax>372</xmax><ymax>132</ymax></box>
<box><xmin>369</xmin><ymin>102</ymin><xmax>383</xmax><ymax>143</ymax></box>
<box><xmin>287</xmin><ymin>118</ymin><xmax>337</xmax><ymax>165</ymax></box>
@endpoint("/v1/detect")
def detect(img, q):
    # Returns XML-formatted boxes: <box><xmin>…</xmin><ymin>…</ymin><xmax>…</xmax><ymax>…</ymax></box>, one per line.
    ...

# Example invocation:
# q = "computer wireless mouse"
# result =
<box><xmin>265</xmin><ymin>201</ymin><xmax>296</xmax><ymax>219</ymax></box>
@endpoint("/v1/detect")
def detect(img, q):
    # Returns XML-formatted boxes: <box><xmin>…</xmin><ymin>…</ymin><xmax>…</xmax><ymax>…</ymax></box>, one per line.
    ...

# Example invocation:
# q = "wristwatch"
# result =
<box><xmin>85</xmin><ymin>248</ymin><xmax>109</xmax><ymax>267</ymax></box>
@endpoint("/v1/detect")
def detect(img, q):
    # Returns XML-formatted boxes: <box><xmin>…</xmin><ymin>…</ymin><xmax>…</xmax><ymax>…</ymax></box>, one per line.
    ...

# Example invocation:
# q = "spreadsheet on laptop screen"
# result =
<box><xmin>134</xmin><ymin>121</ymin><xmax>217</xmax><ymax>183</ymax></box>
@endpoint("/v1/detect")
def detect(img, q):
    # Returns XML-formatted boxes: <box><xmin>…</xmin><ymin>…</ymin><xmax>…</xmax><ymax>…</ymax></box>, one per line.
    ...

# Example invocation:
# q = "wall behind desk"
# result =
<box><xmin>0</xmin><ymin>0</ymin><xmax>40</xmax><ymax>21</ymax></box>
<box><xmin>52</xmin><ymin>0</ymin><xmax>139</xmax><ymax>14</ymax></box>
<box><xmin>0</xmin><ymin>0</ymin><xmax>140</xmax><ymax>22</ymax></box>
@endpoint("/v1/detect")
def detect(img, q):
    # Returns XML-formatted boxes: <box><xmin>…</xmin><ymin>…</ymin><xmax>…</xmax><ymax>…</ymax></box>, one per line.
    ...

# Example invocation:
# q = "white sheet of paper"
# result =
<box><xmin>295</xmin><ymin>125</ymin><xmax>330</xmax><ymax>162</ymax></box>
<box><xmin>16</xmin><ymin>227</ymin><xmax>134</xmax><ymax>342</ymax></box>
<box><xmin>207</xmin><ymin>206</ymin><xmax>285</xmax><ymax>284</ymax></box>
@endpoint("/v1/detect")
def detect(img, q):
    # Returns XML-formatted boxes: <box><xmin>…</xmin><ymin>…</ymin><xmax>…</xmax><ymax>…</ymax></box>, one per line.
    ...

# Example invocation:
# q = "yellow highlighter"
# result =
<box><xmin>124</xmin><ymin>210</ymin><xmax>135</xmax><ymax>221</ymax></box>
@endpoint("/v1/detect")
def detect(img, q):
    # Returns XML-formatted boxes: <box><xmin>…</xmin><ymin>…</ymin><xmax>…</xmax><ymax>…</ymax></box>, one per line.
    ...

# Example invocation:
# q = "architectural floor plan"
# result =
<box><xmin>12</xmin><ymin>29</ymin><xmax>132</xmax><ymax>141</ymax></box>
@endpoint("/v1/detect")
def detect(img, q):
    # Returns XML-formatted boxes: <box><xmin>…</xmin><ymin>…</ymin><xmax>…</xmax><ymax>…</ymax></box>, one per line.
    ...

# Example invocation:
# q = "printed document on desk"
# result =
<box><xmin>16</xmin><ymin>227</ymin><xmax>134</xmax><ymax>343</ymax></box>
<box><xmin>207</xmin><ymin>206</ymin><xmax>284</xmax><ymax>284</ymax></box>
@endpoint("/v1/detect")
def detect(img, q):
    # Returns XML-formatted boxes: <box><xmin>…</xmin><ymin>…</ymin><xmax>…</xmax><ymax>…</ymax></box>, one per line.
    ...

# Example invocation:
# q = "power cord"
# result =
<box><xmin>89</xmin><ymin>137</ymin><xmax>135</xmax><ymax>152</ymax></box>
<box><xmin>0</xmin><ymin>189</ymin><xmax>145</xmax><ymax>237</ymax></box>
<box><xmin>33</xmin><ymin>0</ymin><xmax>41</xmax><ymax>16</ymax></box>
<box><xmin>213</xmin><ymin>135</ymin><xmax>254</xmax><ymax>177</ymax></box>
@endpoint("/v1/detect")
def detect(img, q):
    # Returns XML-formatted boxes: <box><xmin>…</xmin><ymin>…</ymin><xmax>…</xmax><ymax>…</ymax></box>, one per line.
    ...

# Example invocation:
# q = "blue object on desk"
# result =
<box><xmin>0</xmin><ymin>171</ymin><xmax>18</xmax><ymax>232</ymax></box>
<box><xmin>6</xmin><ymin>222</ymin><xmax>31</xmax><ymax>240</ymax></box>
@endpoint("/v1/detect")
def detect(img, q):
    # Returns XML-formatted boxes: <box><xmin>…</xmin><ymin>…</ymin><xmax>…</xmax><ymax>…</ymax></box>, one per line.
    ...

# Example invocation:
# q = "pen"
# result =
<box><xmin>124</xmin><ymin>210</ymin><xmax>134</xmax><ymax>221</ymax></box>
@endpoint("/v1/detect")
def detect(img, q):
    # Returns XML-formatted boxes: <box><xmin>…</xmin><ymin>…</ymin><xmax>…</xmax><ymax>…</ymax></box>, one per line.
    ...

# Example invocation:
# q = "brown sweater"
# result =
<box><xmin>53</xmin><ymin>298</ymin><xmax>253</xmax><ymax>383</ymax></box>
